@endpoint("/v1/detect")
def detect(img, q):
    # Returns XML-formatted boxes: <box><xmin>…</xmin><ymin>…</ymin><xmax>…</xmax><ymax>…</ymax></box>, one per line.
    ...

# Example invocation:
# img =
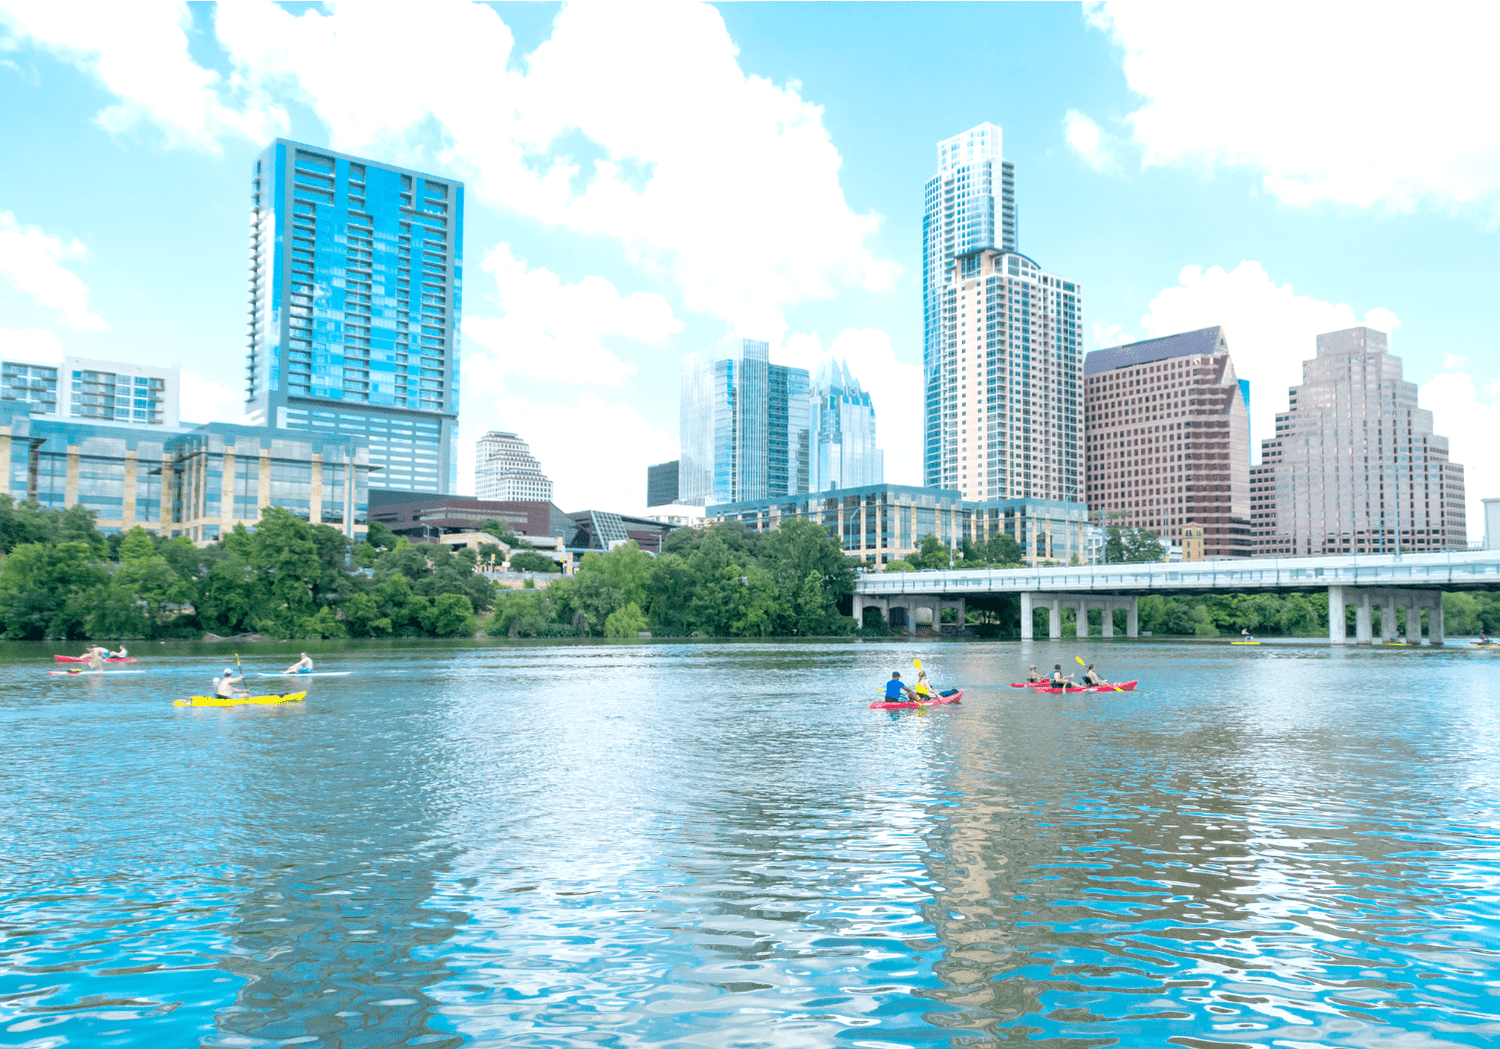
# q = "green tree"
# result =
<box><xmin>1106</xmin><ymin>527</ymin><xmax>1165</xmax><ymax>563</ymax></box>
<box><xmin>984</xmin><ymin>531</ymin><xmax>1025</xmax><ymax>565</ymax></box>
<box><xmin>914</xmin><ymin>534</ymin><xmax>953</xmax><ymax>570</ymax></box>
<box><xmin>884</xmin><ymin>558</ymin><xmax>916</xmax><ymax>573</ymax></box>
<box><xmin>509</xmin><ymin>550</ymin><xmax>560</xmax><ymax>573</ymax></box>
<box><xmin>604</xmin><ymin>601</ymin><xmax>648</xmax><ymax>637</ymax></box>
<box><xmin>427</xmin><ymin>593</ymin><xmax>475</xmax><ymax>636</ymax></box>
<box><xmin>576</xmin><ymin>542</ymin><xmax>653</xmax><ymax>608</ymax></box>
<box><xmin>0</xmin><ymin>542</ymin><xmax>110</xmax><ymax>639</ymax></box>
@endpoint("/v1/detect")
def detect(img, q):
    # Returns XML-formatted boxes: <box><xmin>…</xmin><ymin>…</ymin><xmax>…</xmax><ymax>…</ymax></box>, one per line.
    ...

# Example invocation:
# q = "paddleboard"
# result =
<box><xmin>48</xmin><ymin>669</ymin><xmax>146</xmax><ymax>676</ymax></box>
<box><xmin>174</xmin><ymin>691</ymin><xmax>307</xmax><ymax>707</ymax></box>
<box><xmin>254</xmin><ymin>671</ymin><xmax>352</xmax><ymax>678</ymax></box>
<box><xmin>1230</xmin><ymin>641</ymin><xmax>1260</xmax><ymax>645</ymax></box>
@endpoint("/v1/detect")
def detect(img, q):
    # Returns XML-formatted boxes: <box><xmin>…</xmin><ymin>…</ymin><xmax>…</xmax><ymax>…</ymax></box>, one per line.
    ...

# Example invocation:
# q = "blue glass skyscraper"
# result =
<box><xmin>679</xmin><ymin>339</ymin><xmax>809</xmax><ymax>506</ymax></box>
<box><xmin>246</xmin><ymin>139</ymin><xmax>462</xmax><ymax>492</ymax></box>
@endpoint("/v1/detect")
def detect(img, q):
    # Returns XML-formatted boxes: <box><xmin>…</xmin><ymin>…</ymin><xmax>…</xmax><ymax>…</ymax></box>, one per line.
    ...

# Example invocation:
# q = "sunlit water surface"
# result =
<box><xmin>2</xmin><ymin>638</ymin><xmax>1498</xmax><ymax>1048</ymax></box>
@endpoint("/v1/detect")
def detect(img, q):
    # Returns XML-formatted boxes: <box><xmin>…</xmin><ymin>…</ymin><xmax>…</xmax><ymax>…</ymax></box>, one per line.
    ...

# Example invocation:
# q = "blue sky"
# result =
<box><xmin>1</xmin><ymin>2</ymin><xmax>1497</xmax><ymax>525</ymax></box>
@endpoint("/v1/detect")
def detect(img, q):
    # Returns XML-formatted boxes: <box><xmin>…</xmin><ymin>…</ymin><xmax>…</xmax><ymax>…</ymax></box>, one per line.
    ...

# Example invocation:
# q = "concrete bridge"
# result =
<box><xmin>852</xmin><ymin>550</ymin><xmax>1500</xmax><ymax>645</ymax></box>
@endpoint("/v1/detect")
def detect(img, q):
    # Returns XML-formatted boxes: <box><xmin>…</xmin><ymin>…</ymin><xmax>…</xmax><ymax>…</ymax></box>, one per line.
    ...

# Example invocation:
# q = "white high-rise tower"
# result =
<box><xmin>475</xmin><ymin>431</ymin><xmax>553</xmax><ymax>502</ymax></box>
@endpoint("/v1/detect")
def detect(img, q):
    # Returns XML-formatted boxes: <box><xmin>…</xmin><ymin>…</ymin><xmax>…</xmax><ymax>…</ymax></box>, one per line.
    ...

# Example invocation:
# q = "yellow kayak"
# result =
<box><xmin>1230</xmin><ymin>641</ymin><xmax>1260</xmax><ymax>645</ymax></box>
<box><xmin>174</xmin><ymin>691</ymin><xmax>307</xmax><ymax>707</ymax></box>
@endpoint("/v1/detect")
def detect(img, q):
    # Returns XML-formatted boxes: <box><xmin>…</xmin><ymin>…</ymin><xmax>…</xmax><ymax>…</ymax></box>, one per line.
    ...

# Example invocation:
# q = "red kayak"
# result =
<box><xmin>870</xmin><ymin>688</ymin><xmax>964</xmax><ymax>711</ymax></box>
<box><xmin>1009</xmin><ymin>681</ymin><xmax>1052</xmax><ymax>688</ymax></box>
<box><xmin>1032</xmin><ymin>679</ymin><xmax>1137</xmax><ymax>694</ymax></box>
<box><xmin>54</xmin><ymin>654</ymin><xmax>139</xmax><ymax>664</ymax></box>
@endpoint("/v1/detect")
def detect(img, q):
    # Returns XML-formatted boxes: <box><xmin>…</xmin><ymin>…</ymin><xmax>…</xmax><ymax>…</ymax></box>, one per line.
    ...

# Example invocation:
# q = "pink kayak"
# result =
<box><xmin>1032</xmin><ymin>679</ymin><xmax>1138</xmax><ymax>694</ymax></box>
<box><xmin>55</xmin><ymin>654</ymin><xmax>138</xmax><ymax>663</ymax></box>
<box><xmin>870</xmin><ymin>688</ymin><xmax>964</xmax><ymax>711</ymax></box>
<box><xmin>1009</xmin><ymin>681</ymin><xmax>1052</xmax><ymax>688</ymax></box>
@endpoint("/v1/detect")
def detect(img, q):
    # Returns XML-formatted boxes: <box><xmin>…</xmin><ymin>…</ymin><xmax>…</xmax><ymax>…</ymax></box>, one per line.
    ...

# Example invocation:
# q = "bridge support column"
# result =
<box><xmin>1355</xmin><ymin>590</ymin><xmax>1373</xmax><ymax>644</ymax></box>
<box><xmin>1020</xmin><ymin>592</ymin><xmax>1034</xmax><ymax>640</ymax></box>
<box><xmin>852</xmin><ymin>593</ymin><xmax>864</xmax><ymax>628</ymax></box>
<box><xmin>1101</xmin><ymin>600</ymin><xmax>1114</xmax><ymax>638</ymax></box>
<box><xmin>1405</xmin><ymin>596</ymin><xmax>1419</xmax><ymax>645</ymax></box>
<box><xmin>1431</xmin><ymin>597</ymin><xmax>1444</xmax><ymax>645</ymax></box>
<box><xmin>1048</xmin><ymin>599</ymin><xmax>1062</xmax><ymax>640</ymax></box>
<box><xmin>1076</xmin><ymin>598</ymin><xmax>1089</xmax><ymax>638</ymax></box>
<box><xmin>1125</xmin><ymin>597</ymin><xmax>1138</xmax><ymax>638</ymax></box>
<box><xmin>1380</xmin><ymin>595</ymin><xmax>1397</xmax><ymax>643</ymax></box>
<box><xmin>1328</xmin><ymin>586</ymin><xmax>1346</xmax><ymax>644</ymax></box>
<box><xmin>955</xmin><ymin>598</ymin><xmax>965</xmax><ymax>628</ymax></box>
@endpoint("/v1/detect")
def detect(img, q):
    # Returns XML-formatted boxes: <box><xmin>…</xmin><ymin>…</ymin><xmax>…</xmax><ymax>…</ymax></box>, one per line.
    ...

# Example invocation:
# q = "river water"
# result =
<box><xmin>1</xmin><ymin>638</ymin><xmax>1498</xmax><ymax>1048</ymax></box>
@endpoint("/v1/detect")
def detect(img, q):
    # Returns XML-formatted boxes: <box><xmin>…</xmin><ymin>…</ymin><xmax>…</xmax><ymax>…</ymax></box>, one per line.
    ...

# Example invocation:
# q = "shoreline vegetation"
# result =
<box><xmin>0</xmin><ymin>497</ymin><xmax>1494</xmax><ymax>642</ymax></box>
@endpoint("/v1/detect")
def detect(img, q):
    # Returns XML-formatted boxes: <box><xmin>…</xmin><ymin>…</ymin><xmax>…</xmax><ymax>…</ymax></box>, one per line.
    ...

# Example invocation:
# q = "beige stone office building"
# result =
<box><xmin>1252</xmin><ymin>326</ymin><xmax>1465</xmax><ymax>556</ymax></box>
<box><xmin>1083</xmin><ymin>326</ymin><xmax>1252</xmax><ymax>558</ymax></box>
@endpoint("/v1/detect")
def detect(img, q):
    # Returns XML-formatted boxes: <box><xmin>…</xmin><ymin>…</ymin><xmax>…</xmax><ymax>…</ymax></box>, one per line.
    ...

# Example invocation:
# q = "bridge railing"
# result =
<box><xmin>854</xmin><ymin>550</ymin><xmax>1500</xmax><ymax>595</ymax></box>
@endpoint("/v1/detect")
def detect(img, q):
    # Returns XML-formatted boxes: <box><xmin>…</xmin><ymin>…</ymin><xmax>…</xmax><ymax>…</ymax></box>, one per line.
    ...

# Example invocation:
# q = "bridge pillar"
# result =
<box><xmin>1328</xmin><ymin>586</ymin><xmax>1346</xmax><ymax>644</ymax></box>
<box><xmin>1076</xmin><ymin>598</ymin><xmax>1089</xmax><ymax>638</ymax></box>
<box><xmin>1048</xmin><ymin>599</ymin><xmax>1062</xmax><ymax>640</ymax></box>
<box><xmin>955</xmin><ymin>598</ymin><xmax>966</xmax><ymax>628</ymax></box>
<box><xmin>1431</xmin><ymin>597</ymin><xmax>1444</xmax><ymax>645</ymax></box>
<box><xmin>1101</xmin><ymin>600</ymin><xmax>1114</xmax><ymax>638</ymax></box>
<box><xmin>1404</xmin><ymin>596</ymin><xmax>1419</xmax><ymax>645</ymax></box>
<box><xmin>1355</xmin><ymin>590</ymin><xmax>1373</xmax><ymax>644</ymax></box>
<box><xmin>1020</xmin><ymin>592</ymin><xmax>1034</xmax><ymax>640</ymax></box>
<box><xmin>852</xmin><ymin>593</ymin><xmax>864</xmax><ymax>627</ymax></box>
<box><xmin>1379</xmin><ymin>594</ymin><xmax>1397</xmax><ymax>643</ymax></box>
<box><xmin>1125</xmin><ymin>597</ymin><xmax>1138</xmax><ymax>638</ymax></box>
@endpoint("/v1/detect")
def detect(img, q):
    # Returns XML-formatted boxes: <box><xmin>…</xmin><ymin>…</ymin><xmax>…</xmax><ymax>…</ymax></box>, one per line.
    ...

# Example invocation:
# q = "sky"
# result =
<box><xmin>1</xmin><ymin>1</ymin><xmax>1498</xmax><ymax>529</ymax></box>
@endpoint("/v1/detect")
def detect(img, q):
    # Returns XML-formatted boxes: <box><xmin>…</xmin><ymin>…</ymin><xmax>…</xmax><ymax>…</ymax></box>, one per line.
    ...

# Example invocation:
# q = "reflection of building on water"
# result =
<box><xmin>912</xmin><ymin>712</ymin><xmax>1259</xmax><ymax>1036</ymax></box>
<box><xmin>208</xmin><ymin>715</ymin><xmax>466</xmax><ymax>1046</ymax></box>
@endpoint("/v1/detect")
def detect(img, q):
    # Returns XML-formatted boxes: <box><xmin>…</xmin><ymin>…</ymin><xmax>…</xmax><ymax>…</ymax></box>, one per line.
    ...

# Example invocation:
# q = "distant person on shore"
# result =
<box><xmin>1050</xmin><ymin>664</ymin><xmax>1072</xmax><ymax>689</ymax></box>
<box><xmin>216</xmin><ymin>668</ymin><xmax>249</xmax><ymax>698</ymax></box>
<box><xmin>1082</xmin><ymin>664</ymin><xmax>1108</xmax><ymax>687</ymax></box>
<box><xmin>284</xmin><ymin>653</ymin><xmax>314</xmax><ymax>675</ymax></box>
<box><xmin>1026</xmin><ymin>666</ymin><xmax>1044</xmax><ymax>683</ymax></box>
<box><xmin>883</xmin><ymin>672</ymin><xmax>916</xmax><ymax>703</ymax></box>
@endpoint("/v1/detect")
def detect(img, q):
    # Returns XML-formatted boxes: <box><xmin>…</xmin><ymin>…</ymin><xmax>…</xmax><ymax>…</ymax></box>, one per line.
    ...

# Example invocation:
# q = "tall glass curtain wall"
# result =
<box><xmin>247</xmin><ymin>140</ymin><xmax>462</xmax><ymax>493</ymax></box>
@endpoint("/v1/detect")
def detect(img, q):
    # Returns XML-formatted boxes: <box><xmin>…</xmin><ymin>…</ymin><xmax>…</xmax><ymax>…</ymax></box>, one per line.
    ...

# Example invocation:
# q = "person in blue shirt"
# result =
<box><xmin>884</xmin><ymin>672</ymin><xmax>917</xmax><ymax>703</ymax></box>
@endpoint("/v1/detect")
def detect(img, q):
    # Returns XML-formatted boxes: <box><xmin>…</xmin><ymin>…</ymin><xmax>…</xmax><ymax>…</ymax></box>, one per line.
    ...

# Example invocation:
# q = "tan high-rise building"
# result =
<box><xmin>1252</xmin><ymin>326</ymin><xmax>1465</xmax><ymax>556</ymax></box>
<box><xmin>1083</xmin><ymin>327</ymin><xmax>1252</xmax><ymax>558</ymax></box>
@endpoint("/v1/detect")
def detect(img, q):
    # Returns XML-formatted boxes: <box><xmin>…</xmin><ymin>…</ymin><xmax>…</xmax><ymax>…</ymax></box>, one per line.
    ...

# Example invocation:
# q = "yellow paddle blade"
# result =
<box><xmin>1076</xmin><ymin>656</ymin><xmax>1087</xmax><ymax>666</ymax></box>
<box><xmin>913</xmin><ymin>658</ymin><xmax>922</xmax><ymax>671</ymax></box>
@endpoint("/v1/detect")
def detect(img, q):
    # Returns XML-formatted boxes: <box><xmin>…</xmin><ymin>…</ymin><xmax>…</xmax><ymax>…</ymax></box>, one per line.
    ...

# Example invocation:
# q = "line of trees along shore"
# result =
<box><xmin>0</xmin><ymin>498</ymin><xmax>489</xmax><ymax>640</ymax></box>
<box><xmin>3</xmin><ymin>496</ymin><xmax>1493</xmax><ymax>642</ymax></box>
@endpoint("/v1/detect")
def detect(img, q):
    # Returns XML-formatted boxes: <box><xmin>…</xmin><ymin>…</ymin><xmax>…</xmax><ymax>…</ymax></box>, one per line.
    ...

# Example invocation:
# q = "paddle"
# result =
<box><xmin>1076</xmin><ymin>655</ymin><xmax>1124</xmax><ymax>692</ymax></box>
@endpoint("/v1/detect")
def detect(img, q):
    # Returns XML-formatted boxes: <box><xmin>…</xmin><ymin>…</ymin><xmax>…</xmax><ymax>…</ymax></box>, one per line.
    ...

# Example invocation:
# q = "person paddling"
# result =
<box><xmin>109</xmin><ymin>644</ymin><xmax>128</xmax><ymax>659</ymax></box>
<box><xmin>1241</xmin><ymin>628</ymin><xmax>1255</xmax><ymax>643</ymax></box>
<box><xmin>1082</xmin><ymin>664</ymin><xmax>1109</xmax><ymax>687</ymax></box>
<box><xmin>883</xmin><ymin>672</ymin><xmax>917</xmax><ymax>703</ymax></box>
<box><xmin>1049</xmin><ymin>664</ymin><xmax>1072</xmax><ymax>689</ymax></box>
<box><xmin>284</xmin><ymin>652</ymin><xmax>313</xmax><ymax>675</ymax></box>
<box><xmin>215</xmin><ymin>667</ymin><xmax>250</xmax><ymax>699</ymax></box>
<box><xmin>1026</xmin><ymin>665</ymin><xmax>1044</xmax><ymax>683</ymax></box>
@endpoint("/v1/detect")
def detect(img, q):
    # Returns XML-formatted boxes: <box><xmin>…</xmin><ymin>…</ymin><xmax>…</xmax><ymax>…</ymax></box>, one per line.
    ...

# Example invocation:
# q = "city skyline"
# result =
<box><xmin>1</xmin><ymin>4</ymin><xmax>1497</xmax><ymax>521</ymax></box>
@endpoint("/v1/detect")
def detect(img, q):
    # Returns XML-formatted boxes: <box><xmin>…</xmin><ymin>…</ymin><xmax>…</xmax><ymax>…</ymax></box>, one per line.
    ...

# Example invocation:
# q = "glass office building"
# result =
<box><xmin>246</xmin><ymin>139</ymin><xmax>462</xmax><ymax>492</ymax></box>
<box><xmin>808</xmin><ymin>357</ymin><xmax>882</xmax><ymax>492</ymax></box>
<box><xmin>679</xmin><ymin>339</ymin><xmax>809</xmax><ymax>505</ymax></box>
<box><xmin>0</xmin><ymin>401</ymin><xmax>372</xmax><ymax>542</ymax></box>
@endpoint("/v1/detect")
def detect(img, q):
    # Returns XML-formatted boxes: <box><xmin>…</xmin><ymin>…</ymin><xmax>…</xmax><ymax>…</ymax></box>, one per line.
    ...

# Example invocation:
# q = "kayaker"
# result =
<box><xmin>215</xmin><ymin>667</ymin><xmax>250</xmax><ymax>699</ymax></box>
<box><xmin>1082</xmin><ymin>664</ymin><xmax>1108</xmax><ymax>687</ymax></box>
<box><xmin>883</xmin><ymin>672</ymin><xmax>916</xmax><ymax>703</ymax></box>
<box><xmin>284</xmin><ymin>652</ymin><xmax>313</xmax><ymax>675</ymax></box>
<box><xmin>1241</xmin><ymin>628</ymin><xmax>1255</xmax><ymax>642</ymax></box>
<box><xmin>1026</xmin><ymin>666</ymin><xmax>1044</xmax><ymax>683</ymax></box>
<box><xmin>110</xmin><ymin>644</ymin><xmax>128</xmax><ymax>659</ymax></box>
<box><xmin>1049</xmin><ymin>664</ymin><xmax>1072</xmax><ymax>689</ymax></box>
<box><xmin>914</xmin><ymin>665</ymin><xmax>936</xmax><ymax>698</ymax></box>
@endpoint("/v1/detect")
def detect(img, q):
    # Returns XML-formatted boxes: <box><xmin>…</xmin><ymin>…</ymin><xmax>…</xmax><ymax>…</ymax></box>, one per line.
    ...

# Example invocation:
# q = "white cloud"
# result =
<box><xmin>1083</xmin><ymin>1</ymin><xmax>1500</xmax><ymax>220</ymax></box>
<box><xmin>209</xmin><ymin>0</ymin><xmax>898</xmax><ymax>332</ymax></box>
<box><xmin>0</xmin><ymin>0</ymin><xmax>284</xmax><ymax>150</ymax></box>
<box><xmin>1063</xmin><ymin>109</ymin><xmax>1116</xmax><ymax>172</ymax></box>
<box><xmin>460</xmin><ymin>243</ymin><xmax>678</xmax><ymax>388</ymax></box>
<box><xmin>457</xmin><ymin>392</ymin><xmax>676</xmax><ymax>514</ymax></box>
<box><xmin>1122</xmin><ymin>261</ymin><xmax>1398</xmax><ymax>459</ymax></box>
<box><xmin>1091</xmin><ymin>320</ymin><xmax>1133</xmax><ymax>348</ymax></box>
<box><xmin>1419</xmin><ymin>367</ymin><xmax>1500</xmax><ymax>533</ymax></box>
<box><xmin>775</xmin><ymin>327</ymin><xmax>923</xmax><ymax>486</ymax></box>
<box><xmin>0</xmin><ymin>326</ymin><xmax>64</xmax><ymax>363</ymax></box>
<box><xmin>178</xmin><ymin>369</ymin><xmax>240</xmax><ymax>425</ymax></box>
<box><xmin>0</xmin><ymin>210</ymin><xmax>107</xmax><ymax>329</ymax></box>
<box><xmin>1443</xmin><ymin>353</ymin><xmax>1468</xmax><ymax>371</ymax></box>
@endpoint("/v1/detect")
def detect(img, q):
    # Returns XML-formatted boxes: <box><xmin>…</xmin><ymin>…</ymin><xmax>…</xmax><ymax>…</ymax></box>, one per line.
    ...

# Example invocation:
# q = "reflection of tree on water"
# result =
<box><xmin>209</xmin><ymin>710</ymin><xmax>466</xmax><ymax>1047</ymax></box>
